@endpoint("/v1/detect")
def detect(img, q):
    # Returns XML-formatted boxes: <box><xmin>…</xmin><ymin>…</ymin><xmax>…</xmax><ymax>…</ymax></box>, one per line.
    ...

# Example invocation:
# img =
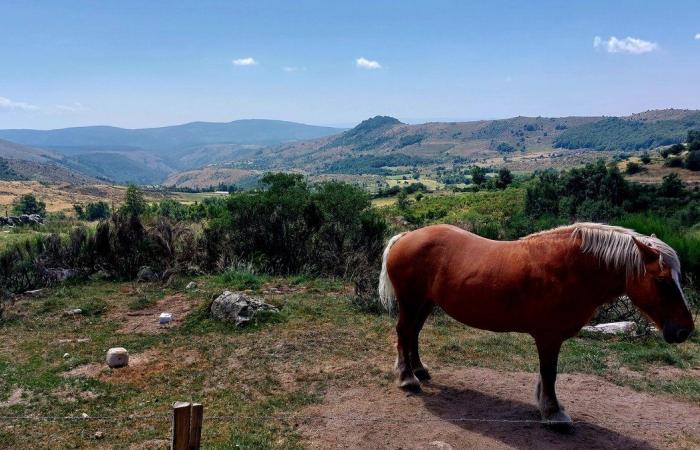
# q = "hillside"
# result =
<box><xmin>247</xmin><ymin>109</ymin><xmax>700</xmax><ymax>174</ymax></box>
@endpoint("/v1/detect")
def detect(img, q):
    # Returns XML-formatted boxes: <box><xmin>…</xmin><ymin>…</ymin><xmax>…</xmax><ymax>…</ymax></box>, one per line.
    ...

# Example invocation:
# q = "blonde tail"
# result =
<box><xmin>378</xmin><ymin>232</ymin><xmax>407</xmax><ymax>314</ymax></box>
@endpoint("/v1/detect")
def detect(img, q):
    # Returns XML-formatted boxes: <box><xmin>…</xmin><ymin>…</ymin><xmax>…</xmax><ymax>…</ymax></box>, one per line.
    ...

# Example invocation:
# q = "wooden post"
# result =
<box><xmin>171</xmin><ymin>401</ymin><xmax>192</xmax><ymax>450</ymax></box>
<box><xmin>189</xmin><ymin>403</ymin><xmax>203</xmax><ymax>450</ymax></box>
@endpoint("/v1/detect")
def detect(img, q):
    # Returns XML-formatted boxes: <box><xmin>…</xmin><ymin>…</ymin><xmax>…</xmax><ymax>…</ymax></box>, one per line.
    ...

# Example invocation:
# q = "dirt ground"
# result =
<box><xmin>299</xmin><ymin>367</ymin><xmax>700</xmax><ymax>450</ymax></box>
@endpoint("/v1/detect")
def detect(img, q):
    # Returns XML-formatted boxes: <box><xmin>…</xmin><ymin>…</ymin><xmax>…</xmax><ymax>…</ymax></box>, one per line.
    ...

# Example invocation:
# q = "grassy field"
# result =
<box><xmin>0</xmin><ymin>273</ymin><xmax>698</xmax><ymax>448</ymax></box>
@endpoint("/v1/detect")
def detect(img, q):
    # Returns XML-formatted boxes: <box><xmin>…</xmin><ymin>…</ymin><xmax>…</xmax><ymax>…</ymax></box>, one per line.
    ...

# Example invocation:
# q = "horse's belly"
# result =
<box><xmin>440</xmin><ymin>302</ymin><xmax>530</xmax><ymax>333</ymax></box>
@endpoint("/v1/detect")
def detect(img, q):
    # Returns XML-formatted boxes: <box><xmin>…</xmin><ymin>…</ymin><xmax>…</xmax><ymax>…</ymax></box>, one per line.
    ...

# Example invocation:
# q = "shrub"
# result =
<box><xmin>74</xmin><ymin>201</ymin><xmax>110</xmax><ymax>221</ymax></box>
<box><xmin>625</xmin><ymin>161</ymin><xmax>644</xmax><ymax>175</ymax></box>
<box><xmin>685</xmin><ymin>151</ymin><xmax>700</xmax><ymax>171</ymax></box>
<box><xmin>120</xmin><ymin>184</ymin><xmax>147</xmax><ymax>216</ymax></box>
<box><xmin>11</xmin><ymin>194</ymin><xmax>46</xmax><ymax>216</ymax></box>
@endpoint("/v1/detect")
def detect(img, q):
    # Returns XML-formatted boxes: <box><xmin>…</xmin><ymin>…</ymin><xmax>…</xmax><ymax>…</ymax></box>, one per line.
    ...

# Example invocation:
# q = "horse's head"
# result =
<box><xmin>626</xmin><ymin>237</ymin><xmax>694</xmax><ymax>344</ymax></box>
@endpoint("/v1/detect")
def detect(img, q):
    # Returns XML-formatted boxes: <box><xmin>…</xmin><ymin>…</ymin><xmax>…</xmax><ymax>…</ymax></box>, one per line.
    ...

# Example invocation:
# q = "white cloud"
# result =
<box><xmin>695</xmin><ymin>33</ymin><xmax>700</xmax><ymax>40</ymax></box>
<box><xmin>355</xmin><ymin>57</ymin><xmax>382</xmax><ymax>69</ymax></box>
<box><xmin>283</xmin><ymin>66</ymin><xmax>306</xmax><ymax>72</ymax></box>
<box><xmin>232</xmin><ymin>57</ymin><xmax>258</xmax><ymax>66</ymax></box>
<box><xmin>54</xmin><ymin>102</ymin><xmax>89</xmax><ymax>113</ymax></box>
<box><xmin>593</xmin><ymin>36</ymin><xmax>658</xmax><ymax>54</ymax></box>
<box><xmin>0</xmin><ymin>96</ymin><xmax>39</xmax><ymax>112</ymax></box>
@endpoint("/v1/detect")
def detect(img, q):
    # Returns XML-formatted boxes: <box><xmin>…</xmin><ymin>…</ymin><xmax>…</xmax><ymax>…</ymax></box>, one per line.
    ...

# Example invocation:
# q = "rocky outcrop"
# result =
<box><xmin>210</xmin><ymin>291</ymin><xmax>279</xmax><ymax>327</ymax></box>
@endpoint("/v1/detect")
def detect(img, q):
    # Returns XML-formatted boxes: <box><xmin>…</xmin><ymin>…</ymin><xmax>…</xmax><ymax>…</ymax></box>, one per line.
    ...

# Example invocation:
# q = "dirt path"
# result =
<box><xmin>299</xmin><ymin>367</ymin><xmax>700</xmax><ymax>449</ymax></box>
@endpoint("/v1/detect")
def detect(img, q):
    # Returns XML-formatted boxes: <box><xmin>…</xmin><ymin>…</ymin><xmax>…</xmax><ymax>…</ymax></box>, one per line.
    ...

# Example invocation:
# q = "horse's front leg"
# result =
<box><xmin>534</xmin><ymin>337</ymin><xmax>572</xmax><ymax>429</ymax></box>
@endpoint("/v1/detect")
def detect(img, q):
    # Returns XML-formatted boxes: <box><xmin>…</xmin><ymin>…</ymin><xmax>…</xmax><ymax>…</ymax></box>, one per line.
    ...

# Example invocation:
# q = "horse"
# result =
<box><xmin>378</xmin><ymin>223</ymin><xmax>694</xmax><ymax>426</ymax></box>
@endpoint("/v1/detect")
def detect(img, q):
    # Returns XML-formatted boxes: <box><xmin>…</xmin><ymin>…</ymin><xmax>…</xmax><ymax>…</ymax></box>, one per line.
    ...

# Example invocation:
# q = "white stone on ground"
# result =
<box><xmin>106</xmin><ymin>347</ymin><xmax>129</xmax><ymax>368</ymax></box>
<box><xmin>582</xmin><ymin>321</ymin><xmax>636</xmax><ymax>334</ymax></box>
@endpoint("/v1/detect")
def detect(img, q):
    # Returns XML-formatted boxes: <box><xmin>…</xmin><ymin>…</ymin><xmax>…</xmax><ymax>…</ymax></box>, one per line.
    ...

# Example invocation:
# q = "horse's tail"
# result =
<box><xmin>378</xmin><ymin>232</ymin><xmax>408</xmax><ymax>314</ymax></box>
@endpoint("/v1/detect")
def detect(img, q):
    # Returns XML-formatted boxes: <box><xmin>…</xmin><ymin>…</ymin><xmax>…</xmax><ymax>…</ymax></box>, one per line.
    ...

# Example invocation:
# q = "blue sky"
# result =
<box><xmin>1</xmin><ymin>0</ymin><xmax>699</xmax><ymax>129</ymax></box>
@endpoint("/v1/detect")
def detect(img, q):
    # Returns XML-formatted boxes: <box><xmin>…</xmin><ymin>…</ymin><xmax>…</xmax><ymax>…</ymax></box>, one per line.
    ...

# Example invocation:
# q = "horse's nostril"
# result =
<box><xmin>676</xmin><ymin>328</ymin><xmax>690</xmax><ymax>342</ymax></box>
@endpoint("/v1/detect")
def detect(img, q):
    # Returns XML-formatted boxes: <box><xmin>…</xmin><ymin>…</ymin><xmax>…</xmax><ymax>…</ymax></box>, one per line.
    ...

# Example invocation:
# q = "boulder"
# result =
<box><xmin>136</xmin><ymin>266</ymin><xmax>159</xmax><ymax>282</ymax></box>
<box><xmin>210</xmin><ymin>291</ymin><xmax>279</xmax><ymax>327</ymax></box>
<box><xmin>582</xmin><ymin>321</ymin><xmax>637</xmax><ymax>335</ymax></box>
<box><xmin>106</xmin><ymin>347</ymin><xmax>129</xmax><ymax>368</ymax></box>
<box><xmin>185</xmin><ymin>281</ymin><xmax>197</xmax><ymax>290</ymax></box>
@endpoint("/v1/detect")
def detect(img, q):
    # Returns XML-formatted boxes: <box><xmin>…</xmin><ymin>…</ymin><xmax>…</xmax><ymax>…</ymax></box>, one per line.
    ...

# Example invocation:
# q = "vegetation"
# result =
<box><xmin>73</xmin><ymin>201</ymin><xmax>111</xmax><ymax>221</ymax></box>
<box><xmin>11</xmin><ymin>194</ymin><xmax>46</xmax><ymax>216</ymax></box>
<box><xmin>554</xmin><ymin>113</ymin><xmax>700</xmax><ymax>151</ymax></box>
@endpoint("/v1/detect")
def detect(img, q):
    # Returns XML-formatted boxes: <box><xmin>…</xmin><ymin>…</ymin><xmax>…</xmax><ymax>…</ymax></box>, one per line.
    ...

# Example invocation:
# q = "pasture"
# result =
<box><xmin>0</xmin><ymin>273</ymin><xmax>698</xmax><ymax>449</ymax></box>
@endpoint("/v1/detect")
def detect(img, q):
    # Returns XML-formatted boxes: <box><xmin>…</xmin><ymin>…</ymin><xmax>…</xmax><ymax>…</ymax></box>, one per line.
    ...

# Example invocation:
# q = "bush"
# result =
<box><xmin>685</xmin><ymin>151</ymin><xmax>700</xmax><ymax>171</ymax></box>
<box><xmin>74</xmin><ymin>201</ymin><xmax>110</xmax><ymax>221</ymax></box>
<box><xmin>120</xmin><ymin>185</ymin><xmax>147</xmax><ymax>216</ymax></box>
<box><xmin>11</xmin><ymin>194</ymin><xmax>46</xmax><ymax>216</ymax></box>
<box><xmin>625</xmin><ymin>162</ymin><xmax>644</xmax><ymax>175</ymax></box>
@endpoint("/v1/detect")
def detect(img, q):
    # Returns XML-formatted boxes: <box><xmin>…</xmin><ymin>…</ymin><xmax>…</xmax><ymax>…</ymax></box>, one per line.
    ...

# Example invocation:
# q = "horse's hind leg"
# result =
<box><xmin>410</xmin><ymin>301</ymin><xmax>434</xmax><ymax>381</ymax></box>
<box><xmin>395</xmin><ymin>307</ymin><xmax>421</xmax><ymax>392</ymax></box>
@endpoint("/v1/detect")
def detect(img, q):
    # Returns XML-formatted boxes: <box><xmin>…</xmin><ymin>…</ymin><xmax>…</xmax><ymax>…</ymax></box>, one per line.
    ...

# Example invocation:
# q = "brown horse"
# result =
<box><xmin>378</xmin><ymin>223</ymin><xmax>694</xmax><ymax>426</ymax></box>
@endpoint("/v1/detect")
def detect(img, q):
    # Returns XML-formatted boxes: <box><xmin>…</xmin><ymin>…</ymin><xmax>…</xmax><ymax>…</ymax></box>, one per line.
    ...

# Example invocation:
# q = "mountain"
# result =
<box><xmin>246</xmin><ymin>109</ymin><xmax>700</xmax><ymax>173</ymax></box>
<box><xmin>0</xmin><ymin>140</ymin><xmax>98</xmax><ymax>184</ymax></box>
<box><xmin>0</xmin><ymin>119</ymin><xmax>343</xmax><ymax>161</ymax></box>
<box><xmin>0</xmin><ymin>119</ymin><xmax>344</xmax><ymax>183</ymax></box>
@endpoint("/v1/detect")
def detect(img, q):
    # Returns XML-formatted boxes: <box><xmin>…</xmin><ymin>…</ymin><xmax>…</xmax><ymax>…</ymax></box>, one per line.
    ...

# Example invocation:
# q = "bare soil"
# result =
<box><xmin>113</xmin><ymin>293</ymin><xmax>195</xmax><ymax>334</ymax></box>
<box><xmin>299</xmin><ymin>367</ymin><xmax>700</xmax><ymax>449</ymax></box>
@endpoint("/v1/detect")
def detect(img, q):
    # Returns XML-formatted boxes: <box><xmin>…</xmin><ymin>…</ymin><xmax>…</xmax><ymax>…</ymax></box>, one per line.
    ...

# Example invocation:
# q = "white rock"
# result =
<box><xmin>106</xmin><ymin>347</ymin><xmax>129</xmax><ymax>368</ymax></box>
<box><xmin>63</xmin><ymin>353</ymin><xmax>70</xmax><ymax>358</ymax></box>
<box><xmin>582</xmin><ymin>321</ymin><xmax>636</xmax><ymax>335</ymax></box>
<box><xmin>159</xmin><ymin>312</ymin><xmax>172</xmax><ymax>325</ymax></box>
<box><xmin>185</xmin><ymin>281</ymin><xmax>197</xmax><ymax>290</ymax></box>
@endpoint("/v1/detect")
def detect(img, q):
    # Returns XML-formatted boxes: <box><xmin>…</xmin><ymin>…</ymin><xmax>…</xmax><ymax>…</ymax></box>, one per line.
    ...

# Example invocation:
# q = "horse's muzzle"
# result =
<box><xmin>662</xmin><ymin>323</ymin><xmax>693</xmax><ymax>343</ymax></box>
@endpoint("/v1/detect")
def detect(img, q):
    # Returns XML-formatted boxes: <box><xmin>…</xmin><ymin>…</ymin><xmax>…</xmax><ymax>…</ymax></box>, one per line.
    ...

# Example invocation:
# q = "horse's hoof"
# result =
<box><xmin>541</xmin><ymin>410</ymin><xmax>573</xmax><ymax>433</ymax></box>
<box><xmin>399</xmin><ymin>375</ymin><xmax>422</xmax><ymax>393</ymax></box>
<box><xmin>413</xmin><ymin>367</ymin><xmax>431</xmax><ymax>381</ymax></box>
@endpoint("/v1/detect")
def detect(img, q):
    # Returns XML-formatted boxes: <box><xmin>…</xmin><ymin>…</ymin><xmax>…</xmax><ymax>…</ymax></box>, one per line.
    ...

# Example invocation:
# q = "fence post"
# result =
<box><xmin>189</xmin><ymin>403</ymin><xmax>203</xmax><ymax>450</ymax></box>
<box><xmin>171</xmin><ymin>401</ymin><xmax>192</xmax><ymax>450</ymax></box>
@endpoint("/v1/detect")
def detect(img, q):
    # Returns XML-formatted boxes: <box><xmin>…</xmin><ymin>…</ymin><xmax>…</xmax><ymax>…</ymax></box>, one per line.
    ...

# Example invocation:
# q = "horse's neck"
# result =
<box><xmin>567</xmin><ymin>239</ymin><xmax>628</xmax><ymax>304</ymax></box>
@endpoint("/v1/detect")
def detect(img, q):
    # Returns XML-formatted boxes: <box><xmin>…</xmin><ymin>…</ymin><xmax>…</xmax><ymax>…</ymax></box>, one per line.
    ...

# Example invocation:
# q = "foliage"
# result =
<box><xmin>11</xmin><ymin>194</ymin><xmax>46</xmax><ymax>216</ymax></box>
<box><xmin>469</xmin><ymin>166</ymin><xmax>487</xmax><ymax>186</ymax></box>
<box><xmin>496</xmin><ymin>142</ymin><xmax>515</xmax><ymax>153</ymax></box>
<box><xmin>74</xmin><ymin>201</ymin><xmax>110</xmax><ymax>221</ymax></box>
<box><xmin>496</xmin><ymin>168</ymin><xmax>513</xmax><ymax>189</ymax></box>
<box><xmin>625</xmin><ymin>161</ymin><xmax>644</xmax><ymax>174</ymax></box>
<box><xmin>0</xmin><ymin>158</ymin><xmax>25</xmax><ymax>181</ymax></box>
<box><xmin>120</xmin><ymin>184</ymin><xmax>147</xmax><ymax>216</ymax></box>
<box><xmin>553</xmin><ymin>113</ymin><xmax>700</xmax><ymax>151</ymax></box>
<box><xmin>323</xmin><ymin>154</ymin><xmax>426</xmax><ymax>175</ymax></box>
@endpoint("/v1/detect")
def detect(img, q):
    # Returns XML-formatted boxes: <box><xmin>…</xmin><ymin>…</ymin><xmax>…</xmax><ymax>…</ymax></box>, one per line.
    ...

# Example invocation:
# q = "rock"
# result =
<box><xmin>63</xmin><ymin>353</ymin><xmax>70</xmax><ymax>358</ymax></box>
<box><xmin>210</xmin><ymin>291</ymin><xmax>279</xmax><ymax>327</ymax></box>
<box><xmin>136</xmin><ymin>266</ymin><xmax>158</xmax><ymax>282</ymax></box>
<box><xmin>582</xmin><ymin>321</ymin><xmax>637</xmax><ymax>335</ymax></box>
<box><xmin>24</xmin><ymin>288</ymin><xmax>44</xmax><ymax>296</ymax></box>
<box><xmin>185</xmin><ymin>281</ymin><xmax>197</xmax><ymax>290</ymax></box>
<box><xmin>45</xmin><ymin>268</ymin><xmax>80</xmax><ymax>283</ymax></box>
<box><xmin>93</xmin><ymin>431</ymin><xmax>104</xmax><ymax>440</ymax></box>
<box><xmin>159</xmin><ymin>312</ymin><xmax>172</xmax><ymax>325</ymax></box>
<box><xmin>106</xmin><ymin>347</ymin><xmax>129</xmax><ymax>368</ymax></box>
<box><xmin>92</xmin><ymin>269</ymin><xmax>112</xmax><ymax>281</ymax></box>
<box><xmin>64</xmin><ymin>308</ymin><xmax>83</xmax><ymax>316</ymax></box>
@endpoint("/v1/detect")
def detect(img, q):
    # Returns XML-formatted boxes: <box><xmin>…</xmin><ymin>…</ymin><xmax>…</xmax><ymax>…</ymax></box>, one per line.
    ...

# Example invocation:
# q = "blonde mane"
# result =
<box><xmin>522</xmin><ymin>223</ymin><xmax>681</xmax><ymax>278</ymax></box>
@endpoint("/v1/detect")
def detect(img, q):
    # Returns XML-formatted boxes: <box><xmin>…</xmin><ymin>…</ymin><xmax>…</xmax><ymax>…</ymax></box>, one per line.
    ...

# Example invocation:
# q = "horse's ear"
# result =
<box><xmin>632</xmin><ymin>237</ymin><xmax>660</xmax><ymax>264</ymax></box>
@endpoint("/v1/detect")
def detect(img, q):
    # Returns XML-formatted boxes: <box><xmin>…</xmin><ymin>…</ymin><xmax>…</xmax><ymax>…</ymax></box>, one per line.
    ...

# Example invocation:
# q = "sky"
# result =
<box><xmin>1</xmin><ymin>0</ymin><xmax>699</xmax><ymax>130</ymax></box>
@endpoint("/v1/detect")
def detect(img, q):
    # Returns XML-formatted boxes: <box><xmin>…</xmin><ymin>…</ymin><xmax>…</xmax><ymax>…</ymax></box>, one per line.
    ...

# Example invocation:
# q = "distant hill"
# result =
<box><xmin>0</xmin><ymin>139</ymin><xmax>96</xmax><ymax>183</ymax></box>
<box><xmin>249</xmin><ymin>109</ymin><xmax>700</xmax><ymax>173</ymax></box>
<box><xmin>0</xmin><ymin>119</ymin><xmax>344</xmax><ymax>183</ymax></box>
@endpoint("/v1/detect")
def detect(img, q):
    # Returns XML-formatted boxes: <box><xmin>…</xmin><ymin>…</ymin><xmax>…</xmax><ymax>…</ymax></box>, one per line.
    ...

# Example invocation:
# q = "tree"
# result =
<box><xmin>12</xmin><ymin>194</ymin><xmax>46</xmax><ymax>216</ymax></box>
<box><xmin>470</xmin><ymin>166</ymin><xmax>487</xmax><ymax>186</ymax></box>
<box><xmin>84</xmin><ymin>201</ymin><xmax>111</xmax><ymax>221</ymax></box>
<box><xmin>496</xmin><ymin>167</ymin><xmax>513</xmax><ymax>189</ymax></box>
<box><xmin>640</xmin><ymin>152</ymin><xmax>651</xmax><ymax>164</ymax></box>
<box><xmin>688</xmin><ymin>130</ymin><xmax>700</xmax><ymax>151</ymax></box>
<box><xmin>625</xmin><ymin>162</ymin><xmax>643</xmax><ymax>175</ymax></box>
<box><xmin>121</xmin><ymin>185</ymin><xmax>147</xmax><ymax>216</ymax></box>
<box><xmin>685</xmin><ymin>150</ymin><xmax>700</xmax><ymax>171</ymax></box>
<box><xmin>659</xmin><ymin>173</ymin><xmax>684</xmax><ymax>197</ymax></box>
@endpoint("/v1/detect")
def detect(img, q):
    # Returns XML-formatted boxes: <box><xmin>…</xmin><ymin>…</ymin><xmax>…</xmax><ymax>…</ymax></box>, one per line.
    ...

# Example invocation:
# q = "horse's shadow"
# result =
<box><xmin>417</xmin><ymin>382</ymin><xmax>656</xmax><ymax>450</ymax></box>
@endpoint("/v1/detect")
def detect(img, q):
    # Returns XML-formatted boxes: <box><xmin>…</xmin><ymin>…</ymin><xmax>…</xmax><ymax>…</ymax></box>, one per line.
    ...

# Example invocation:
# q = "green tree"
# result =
<box><xmin>688</xmin><ymin>130</ymin><xmax>700</xmax><ymax>151</ymax></box>
<box><xmin>84</xmin><ymin>201</ymin><xmax>111</xmax><ymax>221</ymax></box>
<box><xmin>121</xmin><ymin>185</ymin><xmax>147</xmax><ymax>216</ymax></box>
<box><xmin>496</xmin><ymin>167</ymin><xmax>513</xmax><ymax>189</ymax></box>
<box><xmin>470</xmin><ymin>166</ymin><xmax>487</xmax><ymax>186</ymax></box>
<box><xmin>640</xmin><ymin>152</ymin><xmax>651</xmax><ymax>164</ymax></box>
<box><xmin>12</xmin><ymin>194</ymin><xmax>46</xmax><ymax>216</ymax></box>
<box><xmin>685</xmin><ymin>150</ymin><xmax>700</xmax><ymax>171</ymax></box>
<box><xmin>625</xmin><ymin>161</ymin><xmax>643</xmax><ymax>175</ymax></box>
<box><xmin>659</xmin><ymin>173</ymin><xmax>684</xmax><ymax>197</ymax></box>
